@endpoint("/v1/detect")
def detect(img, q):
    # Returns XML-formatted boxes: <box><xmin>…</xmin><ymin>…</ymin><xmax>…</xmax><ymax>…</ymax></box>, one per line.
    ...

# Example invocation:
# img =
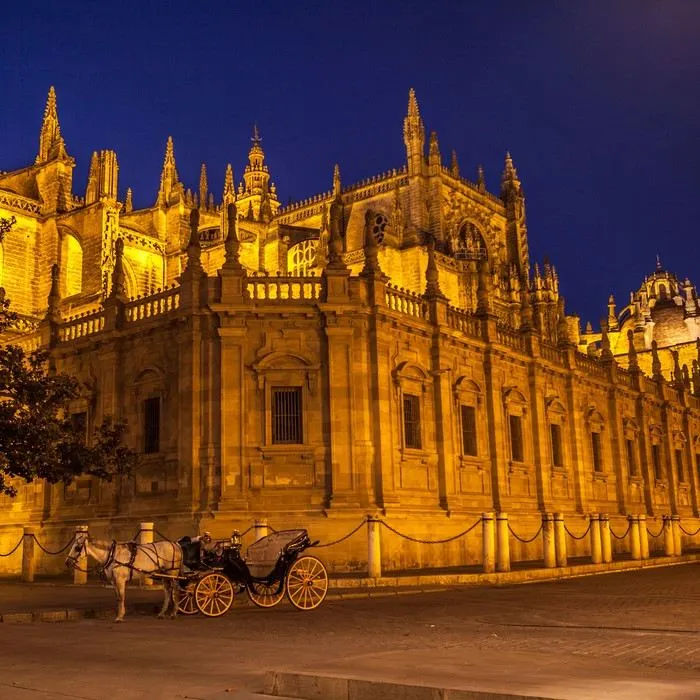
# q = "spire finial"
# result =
<box><xmin>157</xmin><ymin>136</ymin><xmax>179</xmax><ymax>204</ymax></box>
<box><xmin>600</xmin><ymin>324</ymin><xmax>613</xmax><ymax>360</ymax></box>
<box><xmin>199</xmin><ymin>163</ymin><xmax>208</xmax><ymax>207</ymax></box>
<box><xmin>450</xmin><ymin>150</ymin><xmax>459</xmax><ymax>177</ymax></box>
<box><xmin>424</xmin><ymin>235</ymin><xmax>444</xmax><ymax>299</ymax></box>
<box><xmin>223</xmin><ymin>163</ymin><xmax>234</xmax><ymax>202</ymax></box>
<box><xmin>124</xmin><ymin>187</ymin><xmax>133</xmax><ymax>213</ymax></box>
<box><xmin>332</xmin><ymin>163</ymin><xmax>341</xmax><ymax>197</ymax></box>
<box><xmin>110</xmin><ymin>239</ymin><xmax>128</xmax><ymax>301</ymax></box>
<box><xmin>407</xmin><ymin>87</ymin><xmax>420</xmax><ymax>117</ymax></box>
<box><xmin>36</xmin><ymin>85</ymin><xmax>67</xmax><ymax>163</ymax></box>
<box><xmin>223</xmin><ymin>202</ymin><xmax>242</xmax><ymax>270</ymax></box>
<box><xmin>476</xmin><ymin>165</ymin><xmax>486</xmax><ymax>192</ymax></box>
<box><xmin>252</xmin><ymin>123</ymin><xmax>261</xmax><ymax>145</ymax></box>
<box><xmin>656</xmin><ymin>254</ymin><xmax>662</xmax><ymax>271</ymax></box>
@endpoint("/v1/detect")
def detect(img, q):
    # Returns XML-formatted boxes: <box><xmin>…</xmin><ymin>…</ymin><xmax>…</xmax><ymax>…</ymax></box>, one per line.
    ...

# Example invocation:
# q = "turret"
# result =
<box><xmin>85</xmin><ymin>150</ymin><xmax>118</xmax><ymax>204</ymax></box>
<box><xmin>243</xmin><ymin>125</ymin><xmax>270</xmax><ymax>197</ymax></box>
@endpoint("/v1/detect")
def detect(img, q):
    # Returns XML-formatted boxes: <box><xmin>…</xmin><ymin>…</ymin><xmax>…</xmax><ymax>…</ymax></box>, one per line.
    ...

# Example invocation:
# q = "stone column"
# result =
<box><xmin>482</xmin><ymin>512</ymin><xmax>496</xmax><ymax>573</ymax></box>
<box><xmin>554</xmin><ymin>512</ymin><xmax>567</xmax><ymax>567</ymax></box>
<box><xmin>638</xmin><ymin>514</ymin><xmax>650</xmax><ymax>560</ymax></box>
<box><xmin>73</xmin><ymin>525</ymin><xmax>89</xmax><ymax>585</ymax></box>
<box><xmin>496</xmin><ymin>513</ymin><xmax>511</xmax><ymax>572</ymax></box>
<box><xmin>138</xmin><ymin>522</ymin><xmax>154</xmax><ymax>586</ymax></box>
<box><xmin>629</xmin><ymin>515</ymin><xmax>641</xmax><ymax>560</ymax></box>
<box><xmin>663</xmin><ymin>515</ymin><xmax>675</xmax><ymax>556</ymax></box>
<box><xmin>367</xmin><ymin>517</ymin><xmax>382</xmax><ymax>579</ymax></box>
<box><xmin>543</xmin><ymin>512</ymin><xmax>556</xmax><ymax>568</ymax></box>
<box><xmin>589</xmin><ymin>513</ymin><xmax>602</xmax><ymax>564</ymax></box>
<box><xmin>21</xmin><ymin>527</ymin><xmax>35</xmax><ymax>583</ymax></box>
<box><xmin>254</xmin><ymin>519</ymin><xmax>269</xmax><ymax>542</ymax></box>
<box><xmin>672</xmin><ymin>515</ymin><xmax>682</xmax><ymax>556</ymax></box>
<box><xmin>600</xmin><ymin>514</ymin><xmax>613</xmax><ymax>563</ymax></box>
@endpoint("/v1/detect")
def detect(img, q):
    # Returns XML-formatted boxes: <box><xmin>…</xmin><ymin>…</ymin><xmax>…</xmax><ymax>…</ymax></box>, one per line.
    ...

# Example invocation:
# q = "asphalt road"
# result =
<box><xmin>1</xmin><ymin>564</ymin><xmax>699</xmax><ymax>700</ymax></box>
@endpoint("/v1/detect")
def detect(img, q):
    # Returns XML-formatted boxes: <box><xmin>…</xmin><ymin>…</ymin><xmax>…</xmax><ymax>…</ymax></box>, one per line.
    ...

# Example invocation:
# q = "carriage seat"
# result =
<box><xmin>245</xmin><ymin>529</ymin><xmax>308</xmax><ymax>577</ymax></box>
<box><xmin>177</xmin><ymin>536</ymin><xmax>202</xmax><ymax>570</ymax></box>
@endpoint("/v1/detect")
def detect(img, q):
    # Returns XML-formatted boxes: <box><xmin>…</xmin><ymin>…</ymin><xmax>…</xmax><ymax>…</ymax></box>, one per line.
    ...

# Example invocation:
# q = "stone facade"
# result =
<box><xmin>1</xmin><ymin>88</ymin><xmax>699</xmax><ymax>574</ymax></box>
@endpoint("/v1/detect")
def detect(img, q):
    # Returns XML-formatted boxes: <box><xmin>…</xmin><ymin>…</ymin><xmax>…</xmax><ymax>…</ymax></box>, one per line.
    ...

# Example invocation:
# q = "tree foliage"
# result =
<box><xmin>0</xmin><ymin>221</ymin><xmax>136</xmax><ymax>496</ymax></box>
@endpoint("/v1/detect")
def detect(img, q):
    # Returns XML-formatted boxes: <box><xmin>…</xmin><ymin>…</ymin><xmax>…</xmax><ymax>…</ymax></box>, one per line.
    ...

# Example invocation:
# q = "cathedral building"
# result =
<box><xmin>0</xmin><ymin>88</ymin><xmax>698</xmax><ymax>574</ymax></box>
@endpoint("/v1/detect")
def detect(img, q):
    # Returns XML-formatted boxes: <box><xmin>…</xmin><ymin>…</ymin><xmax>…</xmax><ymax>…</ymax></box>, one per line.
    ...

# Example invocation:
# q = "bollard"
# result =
<box><xmin>600</xmin><ymin>514</ymin><xmax>613</xmax><ymax>563</ymax></box>
<box><xmin>482</xmin><ymin>512</ymin><xmax>496</xmax><ymax>573</ymax></box>
<box><xmin>589</xmin><ymin>513</ymin><xmax>602</xmax><ymax>564</ymax></box>
<box><xmin>138</xmin><ymin>522</ymin><xmax>154</xmax><ymax>586</ymax></box>
<box><xmin>663</xmin><ymin>515</ymin><xmax>674</xmax><ymax>556</ymax></box>
<box><xmin>496</xmin><ymin>513</ymin><xmax>510</xmax><ymax>573</ymax></box>
<box><xmin>672</xmin><ymin>515</ymin><xmax>682</xmax><ymax>557</ymax></box>
<box><xmin>638</xmin><ymin>514</ymin><xmax>649</xmax><ymax>560</ymax></box>
<box><xmin>553</xmin><ymin>513</ymin><xmax>567</xmax><ymax>567</ymax></box>
<box><xmin>367</xmin><ymin>517</ymin><xmax>381</xmax><ymax>579</ymax></box>
<box><xmin>629</xmin><ymin>515</ymin><xmax>641</xmax><ymax>560</ymax></box>
<box><xmin>21</xmin><ymin>527</ymin><xmax>35</xmax><ymax>583</ymax></box>
<box><xmin>73</xmin><ymin>525</ymin><xmax>89</xmax><ymax>585</ymax></box>
<box><xmin>543</xmin><ymin>513</ymin><xmax>556</xmax><ymax>568</ymax></box>
<box><xmin>253</xmin><ymin>519</ymin><xmax>269</xmax><ymax>542</ymax></box>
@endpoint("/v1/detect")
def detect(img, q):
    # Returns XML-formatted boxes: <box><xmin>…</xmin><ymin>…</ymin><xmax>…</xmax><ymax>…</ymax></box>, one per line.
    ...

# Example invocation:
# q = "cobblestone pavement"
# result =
<box><xmin>0</xmin><ymin>564</ymin><xmax>698</xmax><ymax>699</ymax></box>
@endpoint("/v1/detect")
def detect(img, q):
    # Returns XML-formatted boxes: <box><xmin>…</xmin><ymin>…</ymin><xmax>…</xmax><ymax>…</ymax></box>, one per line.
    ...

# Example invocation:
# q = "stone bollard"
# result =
<box><xmin>543</xmin><ymin>513</ymin><xmax>556</xmax><ymax>568</ymax></box>
<box><xmin>21</xmin><ymin>527</ymin><xmax>35</xmax><ymax>583</ymax></box>
<box><xmin>482</xmin><ymin>512</ymin><xmax>496</xmax><ymax>573</ymax></box>
<box><xmin>253</xmin><ymin>519</ymin><xmax>269</xmax><ymax>542</ymax></box>
<box><xmin>496</xmin><ymin>513</ymin><xmax>510</xmax><ymax>573</ymax></box>
<box><xmin>672</xmin><ymin>515</ymin><xmax>682</xmax><ymax>557</ymax></box>
<box><xmin>663</xmin><ymin>516</ymin><xmax>675</xmax><ymax>556</ymax></box>
<box><xmin>138</xmin><ymin>522</ymin><xmax>154</xmax><ymax>586</ymax></box>
<box><xmin>589</xmin><ymin>513</ymin><xmax>602</xmax><ymax>564</ymax></box>
<box><xmin>73</xmin><ymin>525</ymin><xmax>89</xmax><ymax>585</ymax></box>
<box><xmin>638</xmin><ymin>514</ymin><xmax>649</xmax><ymax>560</ymax></box>
<box><xmin>629</xmin><ymin>515</ymin><xmax>641</xmax><ymax>561</ymax></box>
<box><xmin>367</xmin><ymin>517</ymin><xmax>381</xmax><ymax>579</ymax></box>
<box><xmin>553</xmin><ymin>513</ymin><xmax>567</xmax><ymax>567</ymax></box>
<box><xmin>600</xmin><ymin>514</ymin><xmax>613</xmax><ymax>563</ymax></box>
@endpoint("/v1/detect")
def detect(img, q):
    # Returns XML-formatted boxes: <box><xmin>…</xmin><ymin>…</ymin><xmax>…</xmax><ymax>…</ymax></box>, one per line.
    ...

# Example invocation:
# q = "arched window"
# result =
<box><xmin>287</xmin><ymin>239</ymin><xmax>318</xmax><ymax>276</ymax></box>
<box><xmin>60</xmin><ymin>232</ymin><xmax>83</xmax><ymax>297</ymax></box>
<box><xmin>455</xmin><ymin>222</ymin><xmax>488</xmax><ymax>261</ymax></box>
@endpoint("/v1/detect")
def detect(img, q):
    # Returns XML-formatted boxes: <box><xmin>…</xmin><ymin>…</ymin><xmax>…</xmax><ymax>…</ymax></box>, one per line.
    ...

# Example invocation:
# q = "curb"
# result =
<box><xmin>263</xmin><ymin>671</ymin><xmax>559</xmax><ymax>700</ymax></box>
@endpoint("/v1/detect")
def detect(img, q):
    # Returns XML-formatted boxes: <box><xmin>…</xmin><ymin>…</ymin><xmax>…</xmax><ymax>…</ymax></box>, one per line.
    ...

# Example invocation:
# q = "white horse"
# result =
<box><xmin>66</xmin><ymin>531</ymin><xmax>183</xmax><ymax>622</ymax></box>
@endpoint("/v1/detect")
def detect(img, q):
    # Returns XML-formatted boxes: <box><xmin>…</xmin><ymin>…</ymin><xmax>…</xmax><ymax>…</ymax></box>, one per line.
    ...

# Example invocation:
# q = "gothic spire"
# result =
<box><xmin>476</xmin><ymin>165</ymin><xmax>486</xmax><ymax>193</ymax></box>
<box><xmin>332</xmin><ymin>163</ymin><xmax>341</xmax><ymax>197</ymax></box>
<box><xmin>36</xmin><ymin>86</ymin><xmax>67</xmax><ymax>163</ymax></box>
<box><xmin>157</xmin><ymin>136</ymin><xmax>179</xmax><ymax>205</ymax></box>
<box><xmin>124</xmin><ymin>187</ymin><xmax>133</xmax><ymax>213</ymax></box>
<box><xmin>199</xmin><ymin>163</ymin><xmax>208</xmax><ymax>208</ymax></box>
<box><xmin>223</xmin><ymin>163</ymin><xmax>234</xmax><ymax>203</ymax></box>
<box><xmin>403</xmin><ymin>88</ymin><xmax>425</xmax><ymax>177</ymax></box>
<box><xmin>450</xmin><ymin>150</ymin><xmax>459</xmax><ymax>177</ymax></box>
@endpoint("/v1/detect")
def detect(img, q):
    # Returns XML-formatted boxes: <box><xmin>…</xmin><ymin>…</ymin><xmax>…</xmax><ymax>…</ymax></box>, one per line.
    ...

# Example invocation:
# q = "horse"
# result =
<box><xmin>66</xmin><ymin>531</ymin><xmax>183</xmax><ymax>622</ymax></box>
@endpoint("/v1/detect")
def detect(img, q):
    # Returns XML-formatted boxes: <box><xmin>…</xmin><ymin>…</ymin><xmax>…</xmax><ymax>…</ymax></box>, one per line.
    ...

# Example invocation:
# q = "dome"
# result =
<box><xmin>651</xmin><ymin>299</ymin><xmax>692</xmax><ymax>346</ymax></box>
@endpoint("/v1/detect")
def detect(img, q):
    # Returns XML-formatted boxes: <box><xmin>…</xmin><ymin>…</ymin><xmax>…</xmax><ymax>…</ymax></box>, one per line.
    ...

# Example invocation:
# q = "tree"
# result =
<box><xmin>0</xmin><ymin>221</ymin><xmax>136</xmax><ymax>497</ymax></box>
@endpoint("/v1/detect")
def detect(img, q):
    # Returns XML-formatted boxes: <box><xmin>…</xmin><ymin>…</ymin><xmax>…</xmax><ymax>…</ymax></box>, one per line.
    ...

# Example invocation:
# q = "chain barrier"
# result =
<box><xmin>376</xmin><ymin>516</ymin><xmax>482</xmax><ymax>544</ymax></box>
<box><xmin>646</xmin><ymin>522</ymin><xmax>664</xmax><ymax>538</ymax></box>
<box><xmin>507</xmin><ymin>522</ymin><xmax>543</xmax><ymax>544</ymax></box>
<box><xmin>609</xmin><ymin>523</ymin><xmax>631</xmax><ymax>540</ymax></box>
<box><xmin>31</xmin><ymin>535</ymin><xmax>75</xmax><ymax>556</ymax></box>
<box><xmin>678</xmin><ymin>522</ymin><xmax>700</xmax><ymax>537</ymax></box>
<box><xmin>563</xmin><ymin>521</ymin><xmax>592</xmax><ymax>541</ymax></box>
<box><xmin>0</xmin><ymin>536</ymin><xmax>24</xmax><ymax>557</ymax></box>
<box><xmin>311</xmin><ymin>519</ymin><xmax>367</xmax><ymax>548</ymax></box>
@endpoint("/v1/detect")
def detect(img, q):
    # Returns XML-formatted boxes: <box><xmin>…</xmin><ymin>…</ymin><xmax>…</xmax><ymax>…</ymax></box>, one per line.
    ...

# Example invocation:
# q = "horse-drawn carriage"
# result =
<box><xmin>172</xmin><ymin>529</ymin><xmax>329</xmax><ymax>617</ymax></box>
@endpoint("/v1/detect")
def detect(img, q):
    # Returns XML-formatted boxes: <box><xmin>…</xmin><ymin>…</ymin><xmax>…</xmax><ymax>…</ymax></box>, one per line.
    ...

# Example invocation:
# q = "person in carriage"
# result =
<box><xmin>178</xmin><ymin>531</ymin><xmax>213</xmax><ymax>572</ymax></box>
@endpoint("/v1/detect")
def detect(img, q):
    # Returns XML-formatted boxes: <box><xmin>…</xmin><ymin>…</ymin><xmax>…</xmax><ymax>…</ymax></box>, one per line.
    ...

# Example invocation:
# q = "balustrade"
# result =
<box><xmin>246</xmin><ymin>274</ymin><xmax>322</xmax><ymax>301</ymax></box>
<box><xmin>384</xmin><ymin>284</ymin><xmax>428</xmax><ymax>320</ymax></box>
<box><xmin>125</xmin><ymin>286</ymin><xmax>181</xmax><ymax>322</ymax></box>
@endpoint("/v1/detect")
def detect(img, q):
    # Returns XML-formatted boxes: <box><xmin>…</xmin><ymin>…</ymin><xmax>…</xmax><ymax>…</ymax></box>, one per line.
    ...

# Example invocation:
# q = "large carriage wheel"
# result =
<box><xmin>176</xmin><ymin>580</ymin><xmax>199</xmax><ymax>616</ymax></box>
<box><xmin>286</xmin><ymin>555</ymin><xmax>328</xmax><ymax>611</ymax></box>
<box><xmin>195</xmin><ymin>573</ymin><xmax>235</xmax><ymax>617</ymax></box>
<box><xmin>247</xmin><ymin>580</ymin><xmax>285</xmax><ymax>608</ymax></box>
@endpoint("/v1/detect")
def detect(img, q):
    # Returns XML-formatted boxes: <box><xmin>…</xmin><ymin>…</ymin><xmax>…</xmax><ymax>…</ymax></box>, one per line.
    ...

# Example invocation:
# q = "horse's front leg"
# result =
<box><xmin>169</xmin><ymin>578</ymin><xmax>180</xmax><ymax>619</ymax></box>
<box><xmin>157</xmin><ymin>579</ymin><xmax>171</xmax><ymax>619</ymax></box>
<box><xmin>113</xmin><ymin>571</ymin><xmax>127</xmax><ymax>623</ymax></box>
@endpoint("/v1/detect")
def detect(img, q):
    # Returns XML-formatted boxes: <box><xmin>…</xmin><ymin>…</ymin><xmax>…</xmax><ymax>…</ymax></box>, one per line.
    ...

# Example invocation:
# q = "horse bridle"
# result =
<box><xmin>65</xmin><ymin>533</ymin><xmax>89</xmax><ymax>569</ymax></box>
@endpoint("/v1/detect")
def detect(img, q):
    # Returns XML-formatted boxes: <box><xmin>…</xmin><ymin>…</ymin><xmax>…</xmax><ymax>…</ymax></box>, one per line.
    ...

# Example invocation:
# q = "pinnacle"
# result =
<box><xmin>164</xmin><ymin>136</ymin><xmax>175</xmax><ymax>164</ymax></box>
<box><xmin>407</xmin><ymin>87</ymin><xmax>421</xmax><ymax>118</ymax></box>
<box><xmin>252</xmin><ymin>123</ymin><xmax>261</xmax><ymax>144</ymax></box>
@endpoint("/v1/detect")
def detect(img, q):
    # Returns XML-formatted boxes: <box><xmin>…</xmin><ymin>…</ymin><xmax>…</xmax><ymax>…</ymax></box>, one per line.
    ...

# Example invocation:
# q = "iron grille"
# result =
<box><xmin>272</xmin><ymin>387</ymin><xmax>303</xmax><ymax>444</ymax></box>
<box><xmin>403</xmin><ymin>394</ymin><xmax>421</xmax><ymax>449</ymax></box>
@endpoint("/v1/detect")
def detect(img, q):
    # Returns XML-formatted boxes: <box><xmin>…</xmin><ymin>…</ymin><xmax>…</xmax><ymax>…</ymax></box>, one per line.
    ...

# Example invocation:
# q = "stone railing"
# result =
<box><xmin>616</xmin><ymin>366</ymin><xmax>637</xmax><ymax>389</ymax></box>
<box><xmin>384</xmin><ymin>285</ymin><xmax>428</xmax><ymax>320</ymax></box>
<box><xmin>446</xmin><ymin>306</ymin><xmax>482</xmax><ymax>338</ymax></box>
<box><xmin>59</xmin><ymin>310</ymin><xmax>105</xmax><ymax>342</ymax></box>
<box><xmin>496</xmin><ymin>323</ymin><xmax>525</xmax><ymax>352</ymax></box>
<box><xmin>126</xmin><ymin>285</ymin><xmax>181</xmax><ymax>322</ymax></box>
<box><xmin>574</xmin><ymin>352</ymin><xmax>608</xmax><ymax>379</ymax></box>
<box><xmin>246</xmin><ymin>274</ymin><xmax>323</xmax><ymax>301</ymax></box>
<box><xmin>540</xmin><ymin>341</ymin><xmax>563</xmax><ymax>365</ymax></box>
<box><xmin>12</xmin><ymin>331</ymin><xmax>42</xmax><ymax>353</ymax></box>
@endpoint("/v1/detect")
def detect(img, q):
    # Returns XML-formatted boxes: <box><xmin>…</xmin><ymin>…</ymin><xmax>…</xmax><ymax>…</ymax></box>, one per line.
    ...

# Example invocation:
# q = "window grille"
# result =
<box><xmin>626</xmin><ymin>439</ymin><xmax>638</xmax><ymax>476</ymax></box>
<box><xmin>591</xmin><ymin>431</ymin><xmax>603</xmax><ymax>472</ymax></box>
<box><xmin>271</xmin><ymin>387</ymin><xmax>303</xmax><ymax>444</ymax></box>
<box><xmin>287</xmin><ymin>240</ymin><xmax>318</xmax><ymax>276</ymax></box>
<box><xmin>652</xmin><ymin>443</ymin><xmax>663</xmax><ymax>480</ymax></box>
<box><xmin>403</xmin><ymin>394</ymin><xmax>421</xmax><ymax>449</ymax></box>
<box><xmin>144</xmin><ymin>397</ymin><xmax>160</xmax><ymax>454</ymax></box>
<box><xmin>509</xmin><ymin>414</ymin><xmax>524</xmax><ymax>463</ymax></box>
<box><xmin>550</xmin><ymin>423</ymin><xmax>563</xmax><ymax>467</ymax></box>
<box><xmin>461</xmin><ymin>405</ymin><xmax>477</xmax><ymax>457</ymax></box>
<box><xmin>675</xmin><ymin>449</ymin><xmax>685</xmax><ymax>482</ymax></box>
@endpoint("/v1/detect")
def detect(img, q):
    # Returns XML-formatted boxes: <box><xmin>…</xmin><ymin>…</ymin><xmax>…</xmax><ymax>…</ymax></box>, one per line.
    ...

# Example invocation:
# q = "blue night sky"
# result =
<box><xmin>1</xmin><ymin>1</ymin><xmax>698</xmax><ymax>327</ymax></box>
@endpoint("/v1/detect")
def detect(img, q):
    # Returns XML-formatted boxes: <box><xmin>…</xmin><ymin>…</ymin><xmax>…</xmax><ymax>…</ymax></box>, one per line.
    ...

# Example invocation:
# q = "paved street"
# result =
<box><xmin>1</xmin><ymin>564</ymin><xmax>698</xmax><ymax>699</ymax></box>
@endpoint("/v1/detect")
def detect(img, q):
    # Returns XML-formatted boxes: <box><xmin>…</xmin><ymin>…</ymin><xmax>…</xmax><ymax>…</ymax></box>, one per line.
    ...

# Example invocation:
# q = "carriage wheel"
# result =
<box><xmin>176</xmin><ymin>581</ymin><xmax>198</xmax><ymax>615</ymax></box>
<box><xmin>286</xmin><ymin>556</ymin><xmax>328</xmax><ymax>611</ymax></box>
<box><xmin>195</xmin><ymin>573</ymin><xmax>235</xmax><ymax>617</ymax></box>
<box><xmin>247</xmin><ymin>580</ymin><xmax>285</xmax><ymax>608</ymax></box>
